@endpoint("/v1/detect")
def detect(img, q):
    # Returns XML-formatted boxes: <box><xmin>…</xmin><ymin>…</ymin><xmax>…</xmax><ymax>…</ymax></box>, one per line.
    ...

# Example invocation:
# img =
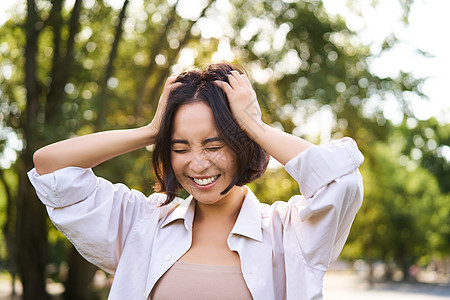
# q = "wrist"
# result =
<box><xmin>140</xmin><ymin>124</ymin><xmax>159</xmax><ymax>146</ymax></box>
<box><xmin>240</xmin><ymin>117</ymin><xmax>267</xmax><ymax>142</ymax></box>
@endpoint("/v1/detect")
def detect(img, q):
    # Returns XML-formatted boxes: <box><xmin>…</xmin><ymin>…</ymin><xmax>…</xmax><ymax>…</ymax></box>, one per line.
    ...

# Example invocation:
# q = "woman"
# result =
<box><xmin>29</xmin><ymin>62</ymin><xmax>364</xmax><ymax>299</ymax></box>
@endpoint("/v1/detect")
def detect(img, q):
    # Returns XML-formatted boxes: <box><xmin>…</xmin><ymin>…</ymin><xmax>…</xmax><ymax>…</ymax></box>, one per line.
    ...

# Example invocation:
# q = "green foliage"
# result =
<box><xmin>248</xmin><ymin>164</ymin><xmax>299</xmax><ymax>205</ymax></box>
<box><xmin>342</xmin><ymin>125</ymin><xmax>450</xmax><ymax>267</ymax></box>
<box><xmin>398</xmin><ymin>118</ymin><xmax>450</xmax><ymax>193</ymax></box>
<box><xmin>228</xmin><ymin>0</ymin><xmax>389</xmax><ymax>144</ymax></box>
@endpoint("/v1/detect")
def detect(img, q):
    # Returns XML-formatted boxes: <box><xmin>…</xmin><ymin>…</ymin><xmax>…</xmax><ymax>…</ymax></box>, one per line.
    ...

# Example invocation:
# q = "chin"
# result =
<box><xmin>190</xmin><ymin>190</ymin><xmax>223</xmax><ymax>204</ymax></box>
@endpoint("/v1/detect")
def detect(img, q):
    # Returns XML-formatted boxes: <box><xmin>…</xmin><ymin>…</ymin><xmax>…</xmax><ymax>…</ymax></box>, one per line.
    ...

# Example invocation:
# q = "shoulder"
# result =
<box><xmin>147</xmin><ymin>194</ymin><xmax>190</xmax><ymax>221</ymax></box>
<box><xmin>259</xmin><ymin>197</ymin><xmax>304</xmax><ymax>222</ymax></box>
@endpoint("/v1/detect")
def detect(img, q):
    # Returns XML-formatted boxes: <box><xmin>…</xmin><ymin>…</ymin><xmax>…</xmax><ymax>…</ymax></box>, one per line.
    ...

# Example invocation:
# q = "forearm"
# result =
<box><xmin>244</xmin><ymin>120</ymin><xmax>314</xmax><ymax>165</ymax></box>
<box><xmin>33</xmin><ymin>125</ymin><xmax>157</xmax><ymax>175</ymax></box>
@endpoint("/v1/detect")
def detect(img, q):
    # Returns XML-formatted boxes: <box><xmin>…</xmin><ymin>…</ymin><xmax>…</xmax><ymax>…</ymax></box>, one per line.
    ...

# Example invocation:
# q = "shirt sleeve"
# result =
<box><xmin>284</xmin><ymin>137</ymin><xmax>364</xmax><ymax>271</ymax></box>
<box><xmin>27</xmin><ymin>167</ymin><xmax>165</xmax><ymax>274</ymax></box>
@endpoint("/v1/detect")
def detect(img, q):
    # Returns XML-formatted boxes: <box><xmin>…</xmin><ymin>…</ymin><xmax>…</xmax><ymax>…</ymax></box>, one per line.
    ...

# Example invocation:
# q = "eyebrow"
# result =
<box><xmin>171</xmin><ymin>137</ymin><xmax>223</xmax><ymax>145</ymax></box>
<box><xmin>202</xmin><ymin>137</ymin><xmax>223</xmax><ymax>145</ymax></box>
<box><xmin>171</xmin><ymin>139</ymin><xmax>189</xmax><ymax>145</ymax></box>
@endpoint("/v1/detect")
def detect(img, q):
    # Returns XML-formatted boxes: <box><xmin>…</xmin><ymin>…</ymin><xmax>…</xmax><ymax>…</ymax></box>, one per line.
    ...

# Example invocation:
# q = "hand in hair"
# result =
<box><xmin>32</xmin><ymin>75</ymin><xmax>181</xmax><ymax>175</ymax></box>
<box><xmin>214</xmin><ymin>70</ymin><xmax>263</xmax><ymax>137</ymax></box>
<box><xmin>149</xmin><ymin>73</ymin><xmax>181</xmax><ymax>133</ymax></box>
<box><xmin>216</xmin><ymin>70</ymin><xmax>313</xmax><ymax>165</ymax></box>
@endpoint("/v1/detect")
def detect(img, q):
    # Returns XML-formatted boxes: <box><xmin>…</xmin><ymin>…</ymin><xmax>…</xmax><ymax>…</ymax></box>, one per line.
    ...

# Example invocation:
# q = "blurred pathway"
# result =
<box><xmin>324</xmin><ymin>271</ymin><xmax>450</xmax><ymax>300</ymax></box>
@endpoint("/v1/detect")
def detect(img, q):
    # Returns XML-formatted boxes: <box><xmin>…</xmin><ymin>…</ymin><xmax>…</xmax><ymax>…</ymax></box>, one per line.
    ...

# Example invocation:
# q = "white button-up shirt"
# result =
<box><xmin>28</xmin><ymin>137</ymin><xmax>364</xmax><ymax>300</ymax></box>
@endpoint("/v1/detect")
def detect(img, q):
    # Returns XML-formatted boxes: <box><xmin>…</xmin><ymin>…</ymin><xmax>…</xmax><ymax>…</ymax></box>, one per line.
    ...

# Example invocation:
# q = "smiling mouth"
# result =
<box><xmin>192</xmin><ymin>175</ymin><xmax>220</xmax><ymax>186</ymax></box>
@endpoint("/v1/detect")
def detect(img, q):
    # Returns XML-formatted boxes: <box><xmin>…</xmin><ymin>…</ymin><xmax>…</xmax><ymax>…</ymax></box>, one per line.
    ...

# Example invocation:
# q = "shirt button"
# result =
<box><xmin>165</xmin><ymin>254</ymin><xmax>172</xmax><ymax>261</ymax></box>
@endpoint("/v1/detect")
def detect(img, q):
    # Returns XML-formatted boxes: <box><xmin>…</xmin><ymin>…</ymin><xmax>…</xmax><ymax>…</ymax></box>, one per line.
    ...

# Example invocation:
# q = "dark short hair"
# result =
<box><xmin>152</xmin><ymin>62</ymin><xmax>269</xmax><ymax>205</ymax></box>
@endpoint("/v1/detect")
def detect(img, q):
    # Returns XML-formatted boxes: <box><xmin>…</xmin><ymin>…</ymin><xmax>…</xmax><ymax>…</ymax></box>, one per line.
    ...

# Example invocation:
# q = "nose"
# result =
<box><xmin>189</xmin><ymin>151</ymin><xmax>212</xmax><ymax>174</ymax></box>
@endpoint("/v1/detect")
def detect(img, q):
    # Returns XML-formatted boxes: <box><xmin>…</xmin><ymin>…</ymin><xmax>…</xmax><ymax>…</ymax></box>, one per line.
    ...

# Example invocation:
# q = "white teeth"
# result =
<box><xmin>193</xmin><ymin>175</ymin><xmax>218</xmax><ymax>186</ymax></box>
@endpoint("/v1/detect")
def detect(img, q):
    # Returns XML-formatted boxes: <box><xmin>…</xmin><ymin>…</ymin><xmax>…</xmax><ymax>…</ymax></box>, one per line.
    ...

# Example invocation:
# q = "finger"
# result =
<box><xmin>227</xmin><ymin>73</ymin><xmax>240</xmax><ymax>88</ymax></box>
<box><xmin>169</xmin><ymin>82</ymin><xmax>182</xmax><ymax>90</ymax></box>
<box><xmin>165</xmin><ymin>73</ymin><xmax>181</xmax><ymax>84</ymax></box>
<box><xmin>229</xmin><ymin>70</ymin><xmax>243</xmax><ymax>84</ymax></box>
<box><xmin>232</xmin><ymin>71</ymin><xmax>251</xmax><ymax>90</ymax></box>
<box><xmin>214</xmin><ymin>80</ymin><xmax>233</xmax><ymax>94</ymax></box>
<box><xmin>161</xmin><ymin>80</ymin><xmax>182</xmax><ymax>99</ymax></box>
<box><xmin>240</xmin><ymin>74</ymin><xmax>252</xmax><ymax>88</ymax></box>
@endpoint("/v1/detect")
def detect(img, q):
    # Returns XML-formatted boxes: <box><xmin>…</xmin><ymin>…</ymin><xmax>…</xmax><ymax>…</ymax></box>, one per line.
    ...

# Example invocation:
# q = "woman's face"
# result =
<box><xmin>170</xmin><ymin>101</ymin><xmax>241</xmax><ymax>205</ymax></box>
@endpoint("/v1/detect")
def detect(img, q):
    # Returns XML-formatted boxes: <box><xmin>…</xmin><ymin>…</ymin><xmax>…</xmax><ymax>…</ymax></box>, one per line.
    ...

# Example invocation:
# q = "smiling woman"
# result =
<box><xmin>28</xmin><ymin>62</ymin><xmax>364</xmax><ymax>299</ymax></box>
<box><xmin>169</xmin><ymin>102</ymin><xmax>242</xmax><ymax>204</ymax></box>
<box><xmin>152</xmin><ymin>63</ymin><xmax>269</xmax><ymax>206</ymax></box>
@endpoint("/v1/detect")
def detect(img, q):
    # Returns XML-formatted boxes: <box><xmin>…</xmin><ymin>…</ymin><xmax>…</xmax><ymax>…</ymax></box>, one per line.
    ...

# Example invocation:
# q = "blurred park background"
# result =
<box><xmin>0</xmin><ymin>0</ymin><xmax>449</xmax><ymax>299</ymax></box>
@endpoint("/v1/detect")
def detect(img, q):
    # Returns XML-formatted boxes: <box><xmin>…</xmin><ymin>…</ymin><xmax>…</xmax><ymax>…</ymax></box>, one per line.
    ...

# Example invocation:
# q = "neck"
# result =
<box><xmin>195</xmin><ymin>186</ymin><xmax>246</xmax><ymax>223</ymax></box>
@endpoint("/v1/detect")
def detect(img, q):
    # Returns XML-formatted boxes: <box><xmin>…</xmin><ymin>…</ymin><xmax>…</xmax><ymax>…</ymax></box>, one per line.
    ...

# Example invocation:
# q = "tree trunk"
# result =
<box><xmin>134</xmin><ymin>0</ymin><xmax>181</xmax><ymax>116</ymax></box>
<box><xmin>16</xmin><ymin>1</ymin><xmax>50</xmax><ymax>299</ymax></box>
<box><xmin>64</xmin><ymin>246</ymin><xmax>98</xmax><ymax>300</ymax></box>
<box><xmin>367</xmin><ymin>261</ymin><xmax>374</xmax><ymax>288</ymax></box>
<box><xmin>0</xmin><ymin>169</ymin><xmax>18</xmax><ymax>296</ymax></box>
<box><xmin>45</xmin><ymin>0</ymin><xmax>64</xmax><ymax>123</ymax></box>
<box><xmin>399</xmin><ymin>255</ymin><xmax>410</xmax><ymax>281</ymax></box>
<box><xmin>95</xmin><ymin>0</ymin><xmax>130</xmax><ymax>130</ymax></box>
<box><xmin>16</xmin><ymin>170</ymin><xmax>49</xmax><ymax>300</ymax></box>
<box><xmin>44</xmin><ymin>1</ymin><xmax>102</xmax><ymax>297</ymax></box>
<box><xmin>46</xmin><ymin>0</ymin><xmax>82</xmax><ymax>132</ymax></box>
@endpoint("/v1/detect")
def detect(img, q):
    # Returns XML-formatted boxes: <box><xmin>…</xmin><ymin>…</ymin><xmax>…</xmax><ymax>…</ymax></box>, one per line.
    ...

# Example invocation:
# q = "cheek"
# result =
<box><xmin>170</xmin><ymin>154</ymin><xmax>184</xmax><ymax>175</ymax></box>
<box><xmin>170</xmin><ymin>155</ymin><xmax>190</xmax><ymax>187</ymax></box>
<box><xmin>217</xmin><ymin>151</ymin><xmax>238</xmax><ymax>174</ymax></box>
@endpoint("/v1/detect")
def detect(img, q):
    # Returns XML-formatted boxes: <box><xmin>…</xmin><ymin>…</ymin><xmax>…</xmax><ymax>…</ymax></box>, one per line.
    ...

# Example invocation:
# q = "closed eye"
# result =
<box><xmin>206</xmin><ymin>146</ymin><xmax>223</xmax><ymax>152</ymax></box>
<box><xmin>173</xmin><ymin>149</ymin><xmax>189</xmax><ymax>154</ymax></box>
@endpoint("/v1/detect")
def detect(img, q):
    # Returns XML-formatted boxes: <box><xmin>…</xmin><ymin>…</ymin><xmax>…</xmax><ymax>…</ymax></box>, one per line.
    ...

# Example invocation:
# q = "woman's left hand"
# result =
<box><xmin>215</xmin><ymin>71</ymin><xmax>264</xmax><ymax>135</ymax></box>
<box><xmin>216</xmin><ymin>70</ymin><xmax>313</xmax><ymax>164</ymax></box>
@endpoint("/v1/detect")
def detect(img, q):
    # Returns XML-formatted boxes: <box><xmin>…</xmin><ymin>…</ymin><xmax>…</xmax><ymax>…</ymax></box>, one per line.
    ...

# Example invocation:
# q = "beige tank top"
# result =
<box><xmin>150</xmin><ymin>262</ymin><xmax>253</xmax><ymax>299</ymax></box>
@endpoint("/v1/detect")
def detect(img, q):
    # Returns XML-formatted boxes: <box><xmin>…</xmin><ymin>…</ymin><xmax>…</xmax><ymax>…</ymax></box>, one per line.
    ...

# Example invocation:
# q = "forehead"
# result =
<box><xmin>172</xmin><ymin>102</ymin><xmax>219</xmax><ymax>141</ymax></box>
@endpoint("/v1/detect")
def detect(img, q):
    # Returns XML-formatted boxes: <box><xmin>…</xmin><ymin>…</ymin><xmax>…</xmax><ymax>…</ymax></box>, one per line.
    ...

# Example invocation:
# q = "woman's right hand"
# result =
<box><xmin>148</xmin><ymin>74</ymin><xmax>181</xmax><ymax>134</ymax></box>
<box><xmin>33</xmin><ymin>75</ymin><xmax>182</xmax><ymax>175</ymax></box>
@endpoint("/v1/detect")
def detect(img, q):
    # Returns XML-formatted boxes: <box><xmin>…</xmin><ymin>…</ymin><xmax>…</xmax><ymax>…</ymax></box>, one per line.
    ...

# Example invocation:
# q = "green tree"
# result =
<box><xmin>342</xmin><ymin>133</ymin><xmax>447</xmax><ymax>280</ymax></box>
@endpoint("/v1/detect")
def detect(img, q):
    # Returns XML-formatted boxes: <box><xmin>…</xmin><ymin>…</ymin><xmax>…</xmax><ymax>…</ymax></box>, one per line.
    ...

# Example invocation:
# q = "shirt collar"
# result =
<box><xmin>160</xmin><ymin>187</ymin><xmax>263</xmax><ymax>242</ymax></box>
<box><xmin>161</xmin><ymin>195</ymin><xmax>195</xmax><ymax>231</ymax></box>
<box><xmin>230</xmin><ymin>187</ymin><xmax>263</xmax><ymax>242</ymax></box>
